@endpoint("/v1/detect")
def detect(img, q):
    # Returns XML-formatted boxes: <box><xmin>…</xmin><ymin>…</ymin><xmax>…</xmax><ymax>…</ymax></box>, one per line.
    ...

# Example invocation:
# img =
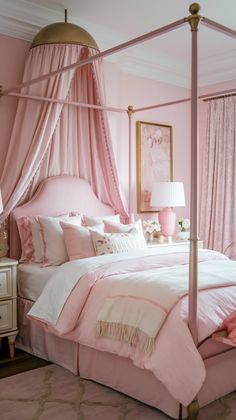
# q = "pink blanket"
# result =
<box><xmin>28</xmin><ymin>248</ymin><xmax>236</xmax><ymax>406</ymax></box>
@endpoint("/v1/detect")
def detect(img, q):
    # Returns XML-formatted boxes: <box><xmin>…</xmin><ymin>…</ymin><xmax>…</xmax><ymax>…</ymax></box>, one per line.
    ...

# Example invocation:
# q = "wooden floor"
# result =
<box><xmin>0</xmin><ymin>337</ymin><xmax>51</xmax><ymax>379</ymax></box>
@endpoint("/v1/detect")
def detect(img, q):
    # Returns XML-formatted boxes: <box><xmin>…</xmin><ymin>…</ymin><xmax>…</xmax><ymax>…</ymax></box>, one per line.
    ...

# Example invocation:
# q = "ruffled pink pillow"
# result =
<box><xmin>16</xmin><ymin>216</ymin><xmax>40</xmax><ymax>263</ymax></box>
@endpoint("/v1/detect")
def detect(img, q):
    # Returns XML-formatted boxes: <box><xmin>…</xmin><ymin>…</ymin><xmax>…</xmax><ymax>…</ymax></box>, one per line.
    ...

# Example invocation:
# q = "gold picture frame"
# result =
<box><xmin>136</xmin><ymin>121</ymin><xmax>173</xmax><ymax>213</ymax></box>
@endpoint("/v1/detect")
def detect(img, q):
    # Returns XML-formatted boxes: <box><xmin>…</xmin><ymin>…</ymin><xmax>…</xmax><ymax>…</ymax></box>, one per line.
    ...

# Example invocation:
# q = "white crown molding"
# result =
<box><xmin>0</xmin><ymin>0</ymin><xmax>235</xmax><ymax>88</ymax></box>
<box><xmin>106</xmin><ymin>50</ymin><xmax>189</xmax><ymax>88</ymax></box>
<box><xmin>199</xmin><ymin>49</ymin><xmax>236</xmax><ymax>86</ymax></box>
<box><xmin>0</xmin><ymin>0</ymin><xmax>59</xmax><ymax>27</ymax></box>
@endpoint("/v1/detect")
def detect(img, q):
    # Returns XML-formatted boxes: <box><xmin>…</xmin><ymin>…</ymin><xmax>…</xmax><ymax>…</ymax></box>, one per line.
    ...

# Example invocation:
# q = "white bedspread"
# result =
<box><xmin>18</xmin><ymin>263</ymin><xmax>57</xmax><ymax>301</ymax></box>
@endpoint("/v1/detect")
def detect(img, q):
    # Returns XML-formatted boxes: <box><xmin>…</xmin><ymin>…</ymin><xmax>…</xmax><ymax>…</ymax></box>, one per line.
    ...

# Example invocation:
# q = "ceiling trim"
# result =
<box><xmin>0</xmin><ymin>0</ymin><xmax>235</xmax><ymax>88</ymax></box>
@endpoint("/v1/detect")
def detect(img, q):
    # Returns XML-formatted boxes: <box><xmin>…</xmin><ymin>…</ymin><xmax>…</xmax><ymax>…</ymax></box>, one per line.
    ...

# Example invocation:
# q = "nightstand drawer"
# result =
<box><xmin>0</xmin><ymin>267</ymin><xmax>13</xmax><ymax>299</ymax></box>
<box><xmin>0</xmin><ymin>300</ymin><xmax>13</xmax><ymax>332</ymax></box>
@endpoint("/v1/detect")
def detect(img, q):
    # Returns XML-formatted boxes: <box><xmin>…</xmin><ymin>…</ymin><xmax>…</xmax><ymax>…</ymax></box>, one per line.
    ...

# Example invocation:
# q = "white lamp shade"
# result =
<box><xmin>0</xmin><ymin>189</ymin><xmax>3</xmax><ymax>213</ymax></box>
<box><xmin>150</xmin><ymin>182</ymin><xmax>185</xmax><ymax>208</ymax></box>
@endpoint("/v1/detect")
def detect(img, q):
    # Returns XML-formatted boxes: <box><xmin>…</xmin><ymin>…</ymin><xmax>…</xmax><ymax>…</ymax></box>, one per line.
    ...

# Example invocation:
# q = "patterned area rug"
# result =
<box><xmin>0</xmin><ymin>364</ymin><xmax>236</xmax><ymax>419</ymax></box>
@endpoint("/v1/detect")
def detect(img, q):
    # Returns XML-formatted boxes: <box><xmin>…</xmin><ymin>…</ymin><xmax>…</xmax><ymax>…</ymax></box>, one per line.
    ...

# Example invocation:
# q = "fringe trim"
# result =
<box><xmin>95</xmin><ymin>321</ymin><xmax>155</xmax><ymax>356</ymax></box>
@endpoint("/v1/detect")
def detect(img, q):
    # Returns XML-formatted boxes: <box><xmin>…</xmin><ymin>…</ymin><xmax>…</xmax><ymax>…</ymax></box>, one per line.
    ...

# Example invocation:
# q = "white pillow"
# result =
<box><xmin>83</xmin><ymin>214</ymin><xmax>120</xmax><ymax>227</ymax></box>
<box><xmin>31</xmin><ymin>218</ymin><xmax>44</xmax><ymax>263</ymax></box>
<box><xmin>104</xmin><ymin>219</ymin><xmax>144</xmax><ymax>236</ymax></box>
<box><xmin>90</xmin><ymin>229</ymin><xmax>147</xmax><ymax>256</ymax></box>
<box><xmin>39</xmin><ymin>215</ymin><xmax>82</xmax><ymax>266</ymax></box>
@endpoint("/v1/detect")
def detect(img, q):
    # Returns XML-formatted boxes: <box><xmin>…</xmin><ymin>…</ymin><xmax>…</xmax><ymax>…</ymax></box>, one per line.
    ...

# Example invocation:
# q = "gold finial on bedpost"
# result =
<box><xmin>188</xmin><ymin>399</ymin><xmax>200</xmax><ymax>419</ymax></box>
<box><xmin>185</xmin><ymin>3</ymin><xmax>201</xmax><ymax>31</ymax></box>
<box><xmin>127</xmin><ymin>105</ymin><xmax>134</xmax><ymax>118</ymax></box>
<box><xmin>64</xmin><ymin>9</ymin><xmax>68</xmax><ymax>23</ymax></box>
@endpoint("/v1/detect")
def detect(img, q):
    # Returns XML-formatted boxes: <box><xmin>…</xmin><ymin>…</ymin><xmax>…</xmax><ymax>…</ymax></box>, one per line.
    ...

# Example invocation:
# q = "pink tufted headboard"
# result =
<box><xmin>9</xmin><ymin>175</ymin><xmax>115</xmax><ymax>260</ymax></box>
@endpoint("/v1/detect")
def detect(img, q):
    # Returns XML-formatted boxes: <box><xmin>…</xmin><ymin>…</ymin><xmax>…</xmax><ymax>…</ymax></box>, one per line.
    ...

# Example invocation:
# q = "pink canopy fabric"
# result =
<box><xmin>0</xmin><ymin>43</ymin><xmax>128</xmax><ymax>222</ymax></box>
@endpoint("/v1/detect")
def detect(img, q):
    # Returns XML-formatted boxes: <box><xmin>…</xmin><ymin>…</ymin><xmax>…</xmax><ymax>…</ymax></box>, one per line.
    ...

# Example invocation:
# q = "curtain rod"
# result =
<box><xmin>202</xmin><ymin>91</ymin><xmax>236</xmax><ymax>102</ymax></box>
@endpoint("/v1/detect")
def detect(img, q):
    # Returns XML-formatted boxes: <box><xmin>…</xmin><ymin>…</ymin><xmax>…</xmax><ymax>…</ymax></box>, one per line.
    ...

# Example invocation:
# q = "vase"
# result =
<box><xmin>177</xmin><ymin>231</ymin><xmax>190</xmax><ymax>241</ymax></box>
<box><xmin>147</xmin><ymin>232</ymin><xmax>154</xmax><ymax>243</ymax></box>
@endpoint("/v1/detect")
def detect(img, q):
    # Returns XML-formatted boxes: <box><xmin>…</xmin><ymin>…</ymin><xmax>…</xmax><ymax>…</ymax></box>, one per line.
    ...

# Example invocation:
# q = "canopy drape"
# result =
<box><xmin>0</xmin><ymin>43</ymin><xmax>128</xmax><ymax>222</ymax></box>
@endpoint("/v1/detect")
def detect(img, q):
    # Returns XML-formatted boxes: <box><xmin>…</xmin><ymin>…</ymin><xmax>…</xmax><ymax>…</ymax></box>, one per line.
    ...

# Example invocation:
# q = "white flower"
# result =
<box><xmin>178</xmin><ymin>218</ymin><xmax>190</xmax><ymax>232</ymax></box>
<box><xmin>182</xmin><ymin>219</ymin><xmax>190</xmax><ymax>229</ymax></box>
<box><xmin>143</xmin><ymin>220</ymin><xmax>161</xmax><ymax>234</ymax></box>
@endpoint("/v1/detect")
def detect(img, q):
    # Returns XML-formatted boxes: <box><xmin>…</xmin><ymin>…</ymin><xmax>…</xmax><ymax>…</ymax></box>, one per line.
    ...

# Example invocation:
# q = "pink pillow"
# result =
<box><xmin>16</xmin><ymin>216</ymin><xmax>44</xmax><ymax>263</ymax></box>
<box><xmin>61</xmin><ymin>222</ymin><xmax>104</xmax><ymax>260</ymax></box>
<box><xmin>16</xmin><ymin>217</ymin><xmax>34</xmax><ymax>262</ymax></box>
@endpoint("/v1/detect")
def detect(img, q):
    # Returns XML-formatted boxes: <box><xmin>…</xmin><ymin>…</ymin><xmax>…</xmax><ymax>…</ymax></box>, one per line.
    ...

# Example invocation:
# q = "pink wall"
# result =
<box><xmin>104</xmin><ymin>62</ymin><xmax>191</xmax><ymax>222</ymax></box>
<box><xmin>0</xmin><ymin>35</ymin><xmax>30</xmax><ymax>177</ymax></box>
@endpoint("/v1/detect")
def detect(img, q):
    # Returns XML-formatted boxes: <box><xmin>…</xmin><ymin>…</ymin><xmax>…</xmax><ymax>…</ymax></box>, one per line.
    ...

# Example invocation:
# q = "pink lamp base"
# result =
<box><xmin>158</xmin><ymin>208</ymin><xmax>176</xmax><ymax>238</ymax></box>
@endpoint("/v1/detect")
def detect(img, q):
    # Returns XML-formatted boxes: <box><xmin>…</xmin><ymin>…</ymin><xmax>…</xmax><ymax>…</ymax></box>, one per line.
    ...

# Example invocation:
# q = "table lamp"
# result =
<box><xmin>150</xmin><ymin>182</ymin><xmax>185</xmax><ymax>243</ymax></box>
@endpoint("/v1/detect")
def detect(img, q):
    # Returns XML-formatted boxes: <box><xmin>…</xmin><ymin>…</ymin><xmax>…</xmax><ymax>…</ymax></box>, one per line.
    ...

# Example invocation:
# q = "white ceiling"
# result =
<box><xmin>0</xmin><ymin>0</ymin><xmax>236</xmax><ymax>87</ymax></box>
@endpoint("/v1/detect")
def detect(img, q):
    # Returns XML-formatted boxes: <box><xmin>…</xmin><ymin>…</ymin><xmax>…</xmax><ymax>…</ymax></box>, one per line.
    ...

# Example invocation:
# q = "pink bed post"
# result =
<box><xmin>187</xmin><ymin>4</ymin><xmax>201</xmax><ymax>347</ymax></box>
<box><xmin>186</xmin><ymin>5</ymin><xmax>202</xmax><ymax>418</ymax></box>
<box><xmin>127</xmin><ymin>106</ymin><xmax>134</xmax><ymax>222</ymax></box>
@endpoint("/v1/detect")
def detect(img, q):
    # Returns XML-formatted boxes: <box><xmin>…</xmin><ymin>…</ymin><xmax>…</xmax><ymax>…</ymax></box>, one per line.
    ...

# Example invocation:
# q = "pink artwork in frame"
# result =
<box><xmin>136</xmin><ymin>121</ymin><xmax>173</xmax><ymax>213</ymax></box>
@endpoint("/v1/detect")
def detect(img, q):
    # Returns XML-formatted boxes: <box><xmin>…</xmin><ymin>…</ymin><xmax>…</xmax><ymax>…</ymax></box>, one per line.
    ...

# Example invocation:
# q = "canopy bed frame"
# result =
<box><xmin>10</xmin><ymin>175</ymin><xmax>236</xmax><ymax>420</ymax></box>
<box><xmin>1</xmin><ymin>3</ymin><xmax>236</xmax><ymax>419</ymax></box>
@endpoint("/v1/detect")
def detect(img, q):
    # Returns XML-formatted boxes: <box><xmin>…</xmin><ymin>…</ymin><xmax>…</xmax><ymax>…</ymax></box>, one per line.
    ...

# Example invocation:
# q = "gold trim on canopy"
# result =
<box><xmin>31</xmin><ymin>22</ymin><xmax>98</xmax><ymax>50</ymax></box>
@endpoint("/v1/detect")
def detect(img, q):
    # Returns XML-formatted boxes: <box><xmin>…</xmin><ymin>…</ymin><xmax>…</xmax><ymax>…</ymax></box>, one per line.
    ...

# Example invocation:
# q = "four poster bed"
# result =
<box><xmin>1</xmin><ymin>2</ymin><xmax>236</xmax><ymax>419</ymax></box>
<box><xmin>10</xmin><ymin>175</ymin><xmax>236</xmax><ymax>420</ymax></box>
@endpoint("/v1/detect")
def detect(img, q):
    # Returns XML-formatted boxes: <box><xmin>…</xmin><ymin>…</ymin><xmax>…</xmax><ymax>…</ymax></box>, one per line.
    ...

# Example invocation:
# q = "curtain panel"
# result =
<box><xmin>0</xmin><ymin>44</ymin><xmax>128</xmax><ymax>224</ymax></box>
<box><xmin>199</xmin><ymin>96</ymin><xmax>236</xmax><ymax>259</ymax></box>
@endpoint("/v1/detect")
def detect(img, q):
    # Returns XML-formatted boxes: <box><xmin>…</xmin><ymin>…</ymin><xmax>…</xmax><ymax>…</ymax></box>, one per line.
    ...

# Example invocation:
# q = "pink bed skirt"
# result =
<box><xmin>79</xmin><ymin>344</ymin><xmax>181</xmax><ymax>418</ymax></box>
<box><xmin>16</xmin><ymin>297</ymin><xmax>236</xmax><ymax>419</ymax></box>
<box><xmin>16</xmin><ymin>298</ymin><xmax>79</xmax><ymax>374</ymax></box>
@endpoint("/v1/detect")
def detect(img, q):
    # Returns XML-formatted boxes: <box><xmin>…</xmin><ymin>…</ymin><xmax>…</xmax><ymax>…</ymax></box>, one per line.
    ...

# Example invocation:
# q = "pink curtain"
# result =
<box><xmin>199</xmin><ymin>96</ymin><xmax>236</xmax><ymax>259</ymax></box>
<box><xmin>0</xmin><ymin>44</ymin><xmax>128</xmax><ymax>222</ymax></box>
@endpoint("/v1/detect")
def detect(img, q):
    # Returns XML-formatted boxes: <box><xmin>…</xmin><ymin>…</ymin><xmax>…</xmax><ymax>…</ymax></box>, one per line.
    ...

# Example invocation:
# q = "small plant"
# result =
<box><xmin>178</xmin><ymin>218</ymin><xmax>190</xmax><ymax>232</ymax></box>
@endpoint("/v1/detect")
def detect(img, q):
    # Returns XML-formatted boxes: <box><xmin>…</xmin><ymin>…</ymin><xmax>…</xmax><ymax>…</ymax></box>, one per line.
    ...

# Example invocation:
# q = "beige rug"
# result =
<box><xmin>0</xmin><ymin>364</ymin><xmax>236</xmax><ymax>419</ymax></box>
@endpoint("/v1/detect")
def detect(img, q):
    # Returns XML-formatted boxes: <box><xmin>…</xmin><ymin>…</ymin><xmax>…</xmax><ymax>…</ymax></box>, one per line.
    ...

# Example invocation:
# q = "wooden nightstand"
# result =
<box><xmin>0</xmin><ymin>258</ymin><xmax>18</xmax><ymax>358</ymax></box>
<box><xmin>147</xmin><ymin>238</ymin><xmax>204</xmax><ymax>249</ymax></box>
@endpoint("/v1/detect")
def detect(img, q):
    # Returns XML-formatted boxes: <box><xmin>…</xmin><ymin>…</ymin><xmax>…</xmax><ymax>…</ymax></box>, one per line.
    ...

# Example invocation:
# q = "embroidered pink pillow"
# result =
<box><xmin>16</xmin><ymin>216</ymin><xmax>44</xmax><ymax>263</ymax></box>
<box><xmin>60</xmin><ymin>223</ymin><xmax>104</xmax><ymax>260</ymax></box>
<box><xmin>83</xmin><ymin>214</ymin><xmax>120</xmax><ymax>227</ymax></box>
<box><xmin>90</xmin><ymin>229</ymin><xmax>147</xmax><ymax>256</ymax></box>
<box><xmin>16</xmin><ymin>217</ymin><xmax>34</xmax><ymax>262</ymax></box>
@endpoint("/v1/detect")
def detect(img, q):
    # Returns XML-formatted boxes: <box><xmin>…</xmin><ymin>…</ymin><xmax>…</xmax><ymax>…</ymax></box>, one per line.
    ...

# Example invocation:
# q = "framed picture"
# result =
<box><xmin>136</xmin><ymin>120</ymin><xmax>173</xmax><ymax>213</ymax></box>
